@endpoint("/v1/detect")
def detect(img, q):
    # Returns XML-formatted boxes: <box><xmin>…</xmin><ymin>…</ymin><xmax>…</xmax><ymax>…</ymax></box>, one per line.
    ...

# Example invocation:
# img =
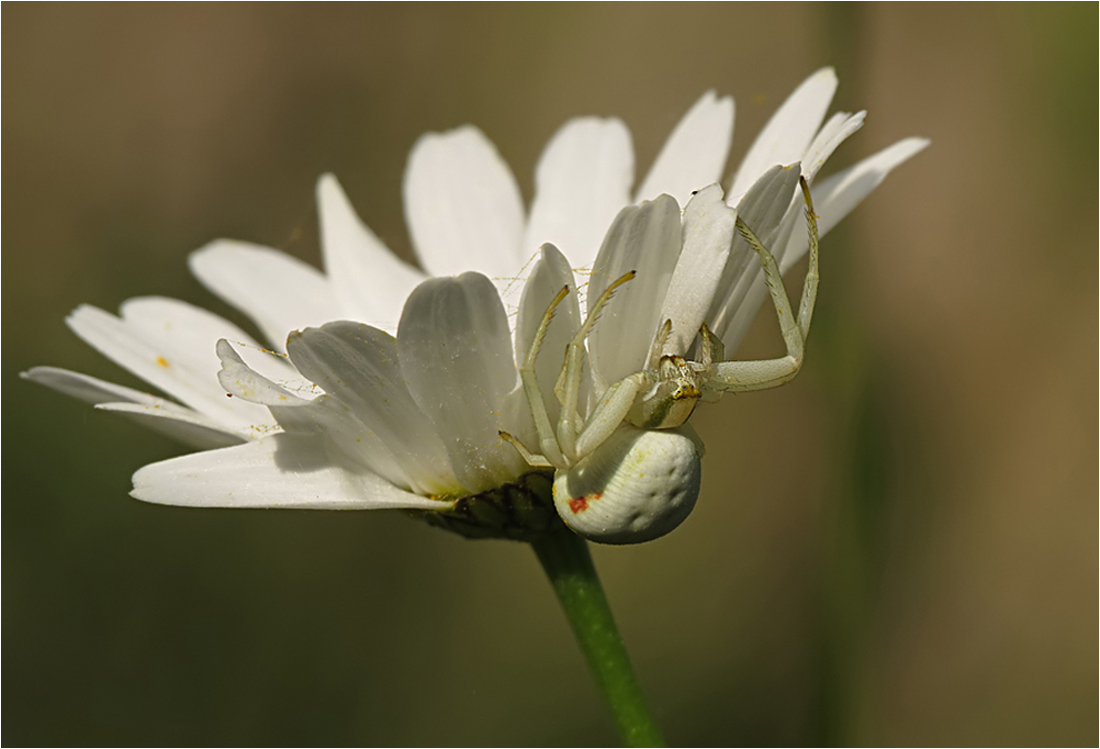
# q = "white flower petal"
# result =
<box><xmin>802</xmin><ymin>110</ymin><xmax>866</xmax><ymax>183</ymax></box>
<box><xmin>66</xmin><ymin>301</ymin><xmax>274</xmax><ymax>433</ymax></box>
<box><xmin>514</xmin><ymin>243</ymin><xmax>584</xmax><ymax>428</ymax></box>
<box><xmin>707</xmin><ymin>164</ymin><xmax>803</xmax><ymax>345</ymax></box>
<box><xmin>730</xmin><ymin>67</ymin><xmax>837</xmax><ymax>200</ymax></box>
<box><xmin>779</xmin><ymin>137</ymin><xmax>931</xmax><ymax>274</ymax></box>
<box><xmin>22</xmin><ymin>366</ymin><xmax>243</xmax><ymax>449</ymax></box>
<box><xmin>635</xmin><ymin>91</ymin><xmax>735</xmax><ymax>207</ymax></box>
<box><xmin>397</xmin><ymin>273</ymin><xmax>525</xmax><ymax>493</ymax></box>
<box><xmin>809</xmin><ymin>136</ymin><xmax>932</xmax><ymax>236</ymax></box>
<box><xmin>23</xmin><ymin>364</ymin><xmax>171</xmax><ymax>407</ymax></box>
<box><xmin>119</xmin><ymin>297</ymin><xmax>257</xmax><ymax>367</ymax></box>
<box><xmin>287</xmin><ymin>322</ymin><xmax>460</xmax><ymax>496</ymax></box>
<box><xmin>403</xmin><ymin>126</ymin><xmax>526</xmax><ymax>283</ymax></box>
<box><xmin>215</xmin><ymin>339</ymin><xmax>309</xmax><ymax>407</ymax></box>
<box><xmin>588</xmin><ymin>195</ymin><xmax>683</xmax><ymax>386</ymax></box>
<box><xmin>317</xmin><ymin>174</ymin><xmax>427</xmax><ymax>334</ymax></box>
<box><xmin>228</xmin><ymin>340</ymin><xmax>317</xmax><ymax>399</ymax></box>
<box><xmin>189</xmin><ymin>239</ymin><xmax>342</xmax><ymax>350</ymax></box>
<box><xmin>123</xmin><ymin>297</ymin><xmax>304</xmax><ymax>412</ymax></box>
<box><xmin>523</xmin><ymin>117</ymin><xmax>634</xmax><ymax>274</ymax></box>
<box><xmin>656</xmin><ymin>184</ymin><xmax>737</xmax><ymax>356</ymax></box>
<box><xmin>256</xmin><ymin>380</ymin><xmax>423</xmax><ymax>494</ymax></box>
<box><xmin>131</xmin><ymin>433</ymin><xmax>453</xmax><ymax>510</ymax></box>
<box><xmin>275</xmin><ymin>393</ymin><xmax>421</xmax><ymax>493</ymax></box>
<box><xmin>95</xmin><ymin>403</ymin><xmax>248</xmax><ymax>448</ymax></box>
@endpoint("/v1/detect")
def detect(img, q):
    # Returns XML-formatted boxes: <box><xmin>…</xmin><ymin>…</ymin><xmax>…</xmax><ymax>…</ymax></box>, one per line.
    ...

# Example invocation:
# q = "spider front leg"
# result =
<box><xmin>553</xmin><ymin>271</ymin><xmax>635</xmax><ymax>461</ymax></box>
<box><xmin>707</xmin><ymin>176</ymin><xmax>820</xmax><ymax>394</ymax></box>
<box><xmin>503</xmin><ymin>271</ymin><xmax>639</xmax><ymax>470</ymax></box>
<box><xmin>506</xmin><ymin>285</ymin><xmax>570</xmax><ymax>469</ymax></box>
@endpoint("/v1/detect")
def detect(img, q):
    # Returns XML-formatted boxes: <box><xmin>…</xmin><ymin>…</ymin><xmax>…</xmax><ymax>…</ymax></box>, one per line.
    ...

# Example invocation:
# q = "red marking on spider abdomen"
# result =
<box><xmin>568</xmin><ymin>492</ymin><xmax>601</xmax><ymax>513</ymax></box>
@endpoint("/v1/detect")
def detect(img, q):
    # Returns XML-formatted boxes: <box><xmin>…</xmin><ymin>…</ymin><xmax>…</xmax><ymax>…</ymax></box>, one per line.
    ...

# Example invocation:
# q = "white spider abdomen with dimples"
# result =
<box><xmin>552</xmin><ymin>424</ymin><xmax>702</xmax><ymax>545</ymax></box>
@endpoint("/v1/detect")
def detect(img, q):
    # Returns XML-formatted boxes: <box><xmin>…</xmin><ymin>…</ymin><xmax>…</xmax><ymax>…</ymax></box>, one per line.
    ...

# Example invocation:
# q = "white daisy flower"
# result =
<box><xmin>25</xmin><ymin>68</ymin><xmax>926</xmax><ymax>536</ymax></box>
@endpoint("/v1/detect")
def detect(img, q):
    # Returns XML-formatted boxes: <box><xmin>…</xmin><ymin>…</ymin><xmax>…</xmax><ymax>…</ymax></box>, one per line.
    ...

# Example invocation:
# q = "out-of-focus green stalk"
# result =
<box><xmin>812</xmin><ymin>5</ymin><xmax>881</xmax><ymax>745</ymax></box>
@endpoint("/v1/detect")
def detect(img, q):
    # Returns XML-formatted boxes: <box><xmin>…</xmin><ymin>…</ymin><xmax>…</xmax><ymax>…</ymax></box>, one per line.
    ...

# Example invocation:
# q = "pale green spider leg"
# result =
<box><xmin>694</xmin><ymin>322</ymin><xmax>725</xmax><ymax>403</ymax></box>
<box><xmin>506</xmin><ymin>284</ymin><xmax>570</xmax><ymax>469</ymax></box>
<box><xmin>502</xmin><ymin>271</ymin><xmax>641</xmax><ymax>471</ymax></box>
<box><xmin>702</xmin><ymin>175</ymin><xmax>820</xmax><ymax>395</ymax></box>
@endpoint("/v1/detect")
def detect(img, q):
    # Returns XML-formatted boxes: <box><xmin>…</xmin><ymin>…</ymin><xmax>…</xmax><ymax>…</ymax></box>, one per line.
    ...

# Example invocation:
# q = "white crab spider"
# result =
<box><xmin>502</xmin><ymin>177</ymin><xmax>820</xmax><ymax>545</ymax></box>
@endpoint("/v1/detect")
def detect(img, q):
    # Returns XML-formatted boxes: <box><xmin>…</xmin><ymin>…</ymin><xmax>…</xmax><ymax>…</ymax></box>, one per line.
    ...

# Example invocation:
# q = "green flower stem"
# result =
<box><xmin>531</xmin><ymin>529</ymin><xmax>664</xmax><ymax>747</ymax></box>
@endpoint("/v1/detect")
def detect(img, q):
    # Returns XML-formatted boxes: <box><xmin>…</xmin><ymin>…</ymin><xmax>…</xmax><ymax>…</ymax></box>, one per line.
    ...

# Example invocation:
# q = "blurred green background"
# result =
<box><xmin>4</xmin><ymin>4</ymin><xmax>1096</xmax><ymax>746</ymax></box>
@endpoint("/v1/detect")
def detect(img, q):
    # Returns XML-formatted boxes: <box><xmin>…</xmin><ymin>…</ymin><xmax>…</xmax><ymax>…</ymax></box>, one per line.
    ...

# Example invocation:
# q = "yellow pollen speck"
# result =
<box><xmin>155</xmin><ymin>356</ymin><xmax>169</xmax><ymax>368</ymax></box>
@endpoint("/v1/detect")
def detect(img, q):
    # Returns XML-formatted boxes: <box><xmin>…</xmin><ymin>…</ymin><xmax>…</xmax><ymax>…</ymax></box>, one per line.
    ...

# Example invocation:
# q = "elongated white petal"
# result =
<box><xmin>215</xmin><ymin>339</ymin><xmax>310</xmax><ymax>407</ymax></box>
<box><xmin>514</xmin><ymin>243</ymin><xmax>584</xmax><ymax>428</ymax></box>
<box><xmin>523</xmin><ymin>117</ymin><xmax>634</xmax><ymax>274</ymax></box>
<box><xmin>119</xmin><ymin>297</ymin><xmax>253</xmax><ymax>371</ymax></box>
<box><xmin>779</xmin><ymin>137</ymin><xmax>931</xmax><ymax>274</ymax></box>
<box><xmin>66</xmin><ymin>301</ymin><xmax>275</xmax><ymax>433</ymax></box>
<box><xmin>189</xmin><ymin>240</ymin><xmax>342</xmax><ymax>351</ymax></box>
<box><xmin>717</xmin><ymin>139</ymin><xmax>928</xmax><ymax>353</ymax></box>
<box><xmin>802</xmin><ymin>110</ymin><xmax>866</xmax><ymax>183</ymax></box>
<box><xmin>808</xmin><ymin>136</ymin><xmax>932</xmax><ymax>237</ymax></box>
<box><xmin>95</xmin><ymin>403</ymin><xmax>249</xmax><ymax>448</ymax></box>
<box><xmin>635</xmin><ymin>91</ymin><xmax>735</xmax><ymax>207</ymax></box>
<box><xmin>656</xmin><ymin>184</ymin><xmax>737</xmax><ymax>356</ymax></box>
<box><xmin>403</xmin><ymin>126</ymin><xmax>526</xmax><ymax>284</ymax></box>
<box><xmin>588</xmin><ymin>195</ymin><xmax>683</xmax><ymax>386</ymax></box>
<box><xmin>24</xmin><ymin>365</ymin><xmax>172</xmax><ymax>408</ymax></box>
<box><xmin>272</xmin><ymin>393</ymin><xmax>422</xmax><ymax>493</ymax></box>
<box><xmin>397</xmin><ymin>273</ymin><xmax>525</xmax><ymax>492</ymax></box>
<box><xmin>287</xmin><ymin>322</ymin><xmax>460</xmax><ymax>496</ymax></box>
<box><xmin>730</xmin><ymin>67</ymin><xmax>837</xmax><ymax>199</ymax></box>
<box><xmin>125</xmin><ymin>297</ymin><xmax>308</xmax><ymax>406</ymax></box>
<box><xmin>318</xmin><ymin>174</ymin><xmax>426</xmax><ymax>334</ymax></box>
<box><xmin>708</xmin><ymin>164</ymin><xmax>803</xmax><ymax>344</ymax></box>
<box><xmin>22</xmin><ymin>366</ymin><xmax>244</xmax><ymax>449</ymax></box>
<box><xmin>217</xmin><ymin>338</ymin><xmax>318</xmax><ymax>400</ymax></box>
<box><xmin>131</xmin><ymin>433</ymin><xmax>454</xmax><ymax>510</ymax></box>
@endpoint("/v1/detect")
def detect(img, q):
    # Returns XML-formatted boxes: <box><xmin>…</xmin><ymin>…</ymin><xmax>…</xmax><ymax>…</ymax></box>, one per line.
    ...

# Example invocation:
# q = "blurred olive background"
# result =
<box><xmin>4</xmin><ymin>4</ymin><xmax>1096</xmax><ymax>746</ymax></box>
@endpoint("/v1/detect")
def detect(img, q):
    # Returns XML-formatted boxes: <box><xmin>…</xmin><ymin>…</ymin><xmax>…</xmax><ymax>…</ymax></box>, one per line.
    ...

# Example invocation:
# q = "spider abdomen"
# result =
<box><xmin>552</xmin><ymin>424</ymin><xmax>702</xmax><ymax>545</ymax></box>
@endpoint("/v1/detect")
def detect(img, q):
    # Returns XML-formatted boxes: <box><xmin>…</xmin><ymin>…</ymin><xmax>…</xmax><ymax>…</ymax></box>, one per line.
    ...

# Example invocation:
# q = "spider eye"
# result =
<box><xmin>673</xmin><ymin>384</ymin><xmax>701</xmax><ymax>400</ymax></box>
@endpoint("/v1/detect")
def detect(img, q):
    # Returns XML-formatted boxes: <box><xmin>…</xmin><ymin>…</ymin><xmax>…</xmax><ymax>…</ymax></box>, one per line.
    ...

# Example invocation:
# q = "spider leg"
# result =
<box><xmin>707</xmin><ymin>176</ymin><xmax>820</xmax><ymax>393</ymax></box>
<box><xmin>696</xmin><ymin>323</ymin><xmax>726</xmax><ymax>402</ymax></box>
<box><xmin>796</xmin><ymin>176</ymin><xmax>820</xmax><ymax>339</ymax></box>
<box><xmin>554</xmin><ymin>270</ymin><xmax>635</xmax><ymax>462</ymax></box>
<box><xmin>573</xmin><ymin>372</ymin><xmax>648</xmax><ymax>459</ymax></box>
<box><xmin>646</xmin><ymin>318</ymin><xmax>673</xmax><ymax>371</ymax></box>
<box><xmin>517</xmin><ymin>285</ymin><xmax>569</xmax><ymax>467</ymax></box>
<box><xmin>697</xmin><ymin>322</ymin><xmax>725</xmax><ymax>368</ymax></box>
<box><xmin>498</xmin><ymin>431</ymin><xmax>553</xmax><ymax>468</ymax></box>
